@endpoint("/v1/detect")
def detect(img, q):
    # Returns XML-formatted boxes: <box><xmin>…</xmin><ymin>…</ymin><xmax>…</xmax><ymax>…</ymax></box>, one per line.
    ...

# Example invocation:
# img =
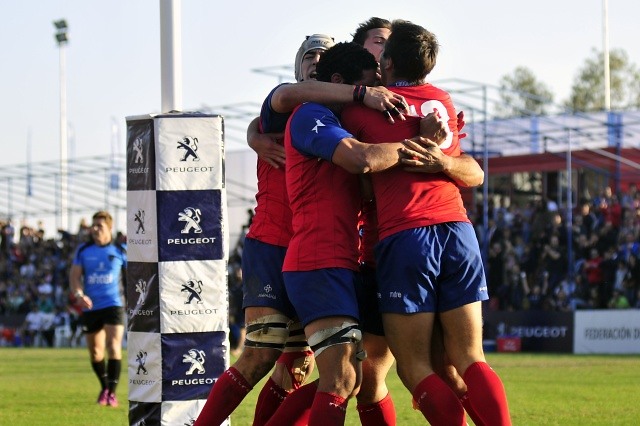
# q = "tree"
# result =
<box><xmin>565</xmin><ymin>48</ymin><xmax>640</xmax><ymax>112</ymax></box>
<box><xmin>496</xmin><ymin>66</ymin><xmax>554</xmax><ymax>117</ymax></box>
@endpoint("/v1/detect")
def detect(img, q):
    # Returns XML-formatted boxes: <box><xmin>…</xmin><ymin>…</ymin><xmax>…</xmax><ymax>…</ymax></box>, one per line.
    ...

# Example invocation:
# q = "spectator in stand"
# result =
<box><xmin>551</xmin><ymin>289</ymin><xmax>573</xmax><ymax>312</ymax></box>
<box><xmin>0</xmin><ymin>325</ymin><xmax>16</xmax><ymax>347</ymax></box>
<box><xmin>618</xmin><ymin>214</ymin><xmax>639</xmax><ymax>244</ymax></box>
<box><xmin>627</xmin><ymin>254</ymin><xmax>640</xmax><ymax>286</ymax></box>
<box><xmin>485</xmin><ymin>218</ymin><xmax>503</xmax><ymax>249</ymax></box>
<box><xmin>53</xmin><ymin>305</ymin><xmax>72</xmax><ymax>346</ymax></box>
<box><xmin>596</xmin><ymin>190</ymin><xmax>623</xmax><ymax>229</ymax></box>
<box><xmin>498</xmin><ymin>248</ymin><xmax>518</xmax><ymax>297</ymax></box>
<box><xmin>623</xmin><ymin>183</ymin><xmax>639</xmax><ymax>208</ymax></box>
<box><xmin>530</xmin><ymin>200</ymin><xmax>552</xmax><ymax>243</ymax></box>
<box><xmin>633</xmin><ymin>289</ymin><xmax>640</xmax><ymax>308</ymax></box>
<box><xmin>503</xmin><ymin>268</ymin><xmax>527</xmax><ymax>311</ymax></box>
<box><xmin>611</xmin><ymin>260</ymin><xmax>631</xmax><ymax>295</ymax></box>
<box><xmin>487</xmin><ymin>241</ymin><xmax>505</xmax><ymax>309</ymax></box>
<box><xmin>7</xmin><ymin>292</ymin><xmax>31</xmax><ymax>313</ymax></box>
<box><xmin>596</xmin><ymin>220</ymin><xmax>619</xmax><ymax>255</ymax></box>
<box><xmin>77</xmin><ymin>218</ymin><xmax>92</xmax><ymax>243</ymax></box>
<box><xmin>584</xmin><ymin>248</ymin><xmax>604</xmax><ymax>298</ymax></box>
<box><xmin>22</xmin><ymin>304</ymin><xmax>42</xmax><ymax>347</ymax></box>
<box><xmin>607</xmin><ymin>289</ymin><xmax>630</xmax><ymax>309</ymax></box>
<box><xmin>10</xmin><ymin>244</ymin><xmax>27</xmax><ymax>274</ymax></box>
<box><xmin>524</xmin><ymin>284</ymin><xmax>545</xmax><ymax>310</ymax></box>
<box><xmin>494</xmin><ymin>197</ymin><xmax>515</xmax><ymax>229</ymax></box>
<box><xmin>555</xmin><ymin>274</ymin><xmax>586</xmax><ymax>310</ymax></box>
<box><xmin>512</xmin><ymin>234</ymin><xmax>527</xmax><ymax>264</ymax></box>
<box><xmin>19</xmin><ymin>260</ymin><xmax>37</xmax><ymax>281</ymax></box>
<box><xmin>579</xmin><ymin>201</ymin><xmax>599</xmax><ymax>240</ymax></box>
<box><xmin>519</xmin><ymin>200</ymin><xmax>536</xmax><ymax>243</ymax></box>
<box><xmin>39</xmin><ymin>307</ymin><xmax>56</xmax><ymax>347</ymax></box>
<box><xmin>18</xmin><ymin>223</ymin><xmax>36</xmax><ymax>258</ymax></box>
<box><xmin>37</xmin><ymin>293</ymin><xmax>55</xmax><ymax>315</ymax></box>
<box><xmin>583</xmin><ymin>286</ymin><xmax>600</xmax><ymax>309</ymax></box>
<box><xmin>0</xmin><ymin>279</ymin><xmax>7</xmax><ymax>315</ymax></box>
<box><xmin>593</xmin><ymin>187</ymin><xmax>613</xmax><ymax>221</ymax></box>
<box><xmin>618</xmin><ymin>232</ymin><xmax>640</xmax><ymax>262</ymax></box>
<box><xmin>1</xmin><ymin>219</ymin><xmax>15</xmax><ymax>257</ymax></box>
<box><xmin>37</xmin><ymin>273</ymin><xmax>54</xmax><ymax>297</ymax></box>
<box><xmin>600</xmin><ymin>245</ymin><xmax>619</xmax><ymax>300</ymax></box>
<box><xmin>621</xmin><ymin>275</ymin><xmax>637</xmax><ymax>307</ymax></box>
<box><xmin>539</xmin><ymin>234</ymin><xmax>566</xmax><ymax>291</ymax></box>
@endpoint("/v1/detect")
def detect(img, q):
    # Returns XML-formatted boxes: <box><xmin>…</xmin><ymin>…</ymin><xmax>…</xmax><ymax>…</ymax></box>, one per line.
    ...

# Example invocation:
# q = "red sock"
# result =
<box><xmin>463</xmin><ymin>362</ymin><xmax>511</xmax><ymax>426</ymax></box>
<box><xmin>357</xmin><ymin>393</ymin><xmax>396</xmax><ymax>426</ymax></box>
<box><xmin>194</xmin><ymin>367</ymin><xmax>252</xmax><ymax>426</ymax></box>
<box><xmin>276</xmin><ymin>349</ymin><xmax>314</xmax><ymax>389</ymax></box>
<box><xmin>412</xmin><ymin>373</ymin><xmax>466</xmax><ymax>426</ymax></box>
<box><xmin>308</xmin><ymin>391</ymin><xmax>348</xmax><ymax>426</ymax></box>
<box><xmin>252</xmin><ymin>377</ymin><xmax>289</xmax><ymax>426</ymax></box>
<box><xmin>460</xmin><ymin>392</ymin><xmax>485</xmax><ymax>426</ymax></box>
<box><xmin>265</xmin><ymin>380</ymin><xmax>318</xmax><ymax>426</ymax></box>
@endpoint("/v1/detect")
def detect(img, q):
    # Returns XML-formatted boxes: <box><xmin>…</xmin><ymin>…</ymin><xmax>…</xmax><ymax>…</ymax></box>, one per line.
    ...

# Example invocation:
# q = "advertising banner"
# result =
<box><xmin>574</xmin><ymin>310</ymin><xmax>640</xmax><ymax>354</ymax></box>
<box><xmin>483</xmin><ymin>310</ymin><xmax>574</xmax><ymax>353</ymax></box>
<box><xmin>126</xmin><ymin>113</ymin><xmax>229</xmax><ymax>426</ymax></box>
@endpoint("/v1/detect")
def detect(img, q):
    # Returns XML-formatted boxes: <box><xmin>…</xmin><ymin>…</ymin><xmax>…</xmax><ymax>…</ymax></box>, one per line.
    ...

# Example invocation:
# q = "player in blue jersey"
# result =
<box><xmin>70</xmin><ymin>211</ymin><xmax>126</xmax><ymax>408</ymax></box>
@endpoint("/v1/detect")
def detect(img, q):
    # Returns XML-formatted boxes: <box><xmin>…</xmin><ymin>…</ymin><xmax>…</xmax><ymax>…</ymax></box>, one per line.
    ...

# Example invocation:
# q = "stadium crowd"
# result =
<box><xmin>1</xmin><ymin>183</ymin><xmax>640</xmax><ymax>348</ymax></box>
<box><xmin>0</xmin><ymin>218</ymin><xmax>126</xmax><ymax>347</ymax></box>
<box><xmin>474</xmin><ymin>183</ymin><xmax>640</xmax><ymax>312</ymax></box>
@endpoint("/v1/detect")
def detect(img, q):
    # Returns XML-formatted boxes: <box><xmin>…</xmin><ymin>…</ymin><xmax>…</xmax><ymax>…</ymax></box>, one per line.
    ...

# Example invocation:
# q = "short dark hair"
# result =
<box><xmin>351</xmin><ymin>17</ymin><xmax>391</xmax><ymax>46</ymax></box>
<box><xmin>383</xmin><ymin>20</ymin><xmax>439</xmax><ymax>84</ymax></box>
<box><xmin>315</xmin><ymin>42</ymin><xmax>378</xmax><ymax>85</ymax></box>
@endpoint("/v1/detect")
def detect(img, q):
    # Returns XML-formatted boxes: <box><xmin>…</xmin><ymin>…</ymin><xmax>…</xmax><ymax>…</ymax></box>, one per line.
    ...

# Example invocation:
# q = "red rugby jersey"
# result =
<box><xmin>342</xmin><ymin>84</ymin><xmax>470</xmax><ymax>241</ymax></box>
<box><xmin>245</xmin><ymin>85</ymin><xmax>294</xmax><ymax>247</ymax></box>
<box><xmin>282</xmin><ymin>103</ymin><xmax>361</xmax><ymax>272</ymax></box>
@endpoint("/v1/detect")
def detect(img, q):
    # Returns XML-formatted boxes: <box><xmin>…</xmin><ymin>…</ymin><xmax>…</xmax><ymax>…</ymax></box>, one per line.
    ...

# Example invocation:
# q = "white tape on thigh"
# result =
<box><xmin>284</xmin><ymin>320</ymin><xmax>311</xmax><ymax>352</ymax></box>
<box><xmin>307</xmin><ymin>322</ymin><xmax>362</xmax><ymax>358</ymax></box>
<box><xmin>244</xmin><ymin>314</ymin><xmax>291</xmax><ymax>350</ymax></box>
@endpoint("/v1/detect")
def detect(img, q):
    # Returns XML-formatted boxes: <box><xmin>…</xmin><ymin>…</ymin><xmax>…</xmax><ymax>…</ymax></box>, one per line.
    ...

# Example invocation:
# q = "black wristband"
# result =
<box><xmin>353</xmin><ymin>85</ymin><xmax>366</xmax><ymax>102</ymax></box>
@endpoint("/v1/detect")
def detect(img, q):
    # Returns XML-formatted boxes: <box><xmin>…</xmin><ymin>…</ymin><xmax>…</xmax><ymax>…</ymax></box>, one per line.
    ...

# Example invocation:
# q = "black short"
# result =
<box><xmin>81</xmin><ymin>306</ymin><xmax>125</xmax><ymax>334</ymax></box>
<box><xmin>356</xmin><ymin>264</ymin><xmax>385</xmax><ymax>336</ymax></box>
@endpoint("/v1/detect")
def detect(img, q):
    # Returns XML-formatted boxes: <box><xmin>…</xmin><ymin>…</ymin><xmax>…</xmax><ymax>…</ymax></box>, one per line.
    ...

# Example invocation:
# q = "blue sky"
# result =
<box><xmin>1</xmin><ymin>0</ymin><xmax>638</xmax><ymax>167</ymax></box>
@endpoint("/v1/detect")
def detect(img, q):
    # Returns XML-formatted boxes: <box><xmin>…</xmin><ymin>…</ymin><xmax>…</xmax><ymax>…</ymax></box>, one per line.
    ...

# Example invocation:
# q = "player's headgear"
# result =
<box><xmin>294</xmin><ymin>34</ymin><xmax>335</xmax><ymax>82</ymax></box>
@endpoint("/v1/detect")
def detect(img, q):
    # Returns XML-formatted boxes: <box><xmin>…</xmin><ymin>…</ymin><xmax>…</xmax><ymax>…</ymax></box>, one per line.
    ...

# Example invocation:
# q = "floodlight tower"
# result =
<box><xmin>54</xmin><ymin>19</ymin><xmax>69</xmax><ymax>231</ymax></box>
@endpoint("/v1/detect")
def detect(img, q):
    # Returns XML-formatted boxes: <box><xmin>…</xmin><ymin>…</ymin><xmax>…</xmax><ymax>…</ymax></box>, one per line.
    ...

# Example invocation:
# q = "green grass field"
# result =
<box><xmin>0</xmin><ymin>348</ymin><xmax>638</xmax><ymax>425</ymax></box>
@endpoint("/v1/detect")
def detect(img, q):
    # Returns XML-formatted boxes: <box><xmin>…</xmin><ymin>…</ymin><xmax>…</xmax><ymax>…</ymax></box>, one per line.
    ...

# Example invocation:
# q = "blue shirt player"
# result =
<box><xmin>70</xmin><ymin>210</ymin><xmax>126</xmax><ymax>408</ymax></box>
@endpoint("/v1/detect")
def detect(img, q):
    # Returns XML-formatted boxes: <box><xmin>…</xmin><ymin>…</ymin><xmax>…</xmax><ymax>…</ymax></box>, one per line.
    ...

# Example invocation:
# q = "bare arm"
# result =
<box><xmin>247</xmin><ymin>82</ymin><xmax>410</xmax><ymax>167</ymax></box>
<box><xmin>271</xmin><ymin>81</ymin><xmax>407</xmax><ymax>123</ymax></box>
<box><xmin>70</xmin><ymin>264</ymin><xmax>92</xmax><ymax>309</ymax></box>
<box><xmin>332</xmin><ymin>135</ymin><xmax>436</xmax><ymax>174</ymax></box>
<box><xmin>399</xmin><ymin>141</ymin><xmax>484</xmax><ymax>187</ymax></box>
<box><xmin>332</xmin><ymin>112</ymin><xmax>447</xmax><ymax>175</ymax></box>
<box><xmin>246</xmin><ymin>117</ymin><xmax>286</xmax><ymax>168</ymax></box>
